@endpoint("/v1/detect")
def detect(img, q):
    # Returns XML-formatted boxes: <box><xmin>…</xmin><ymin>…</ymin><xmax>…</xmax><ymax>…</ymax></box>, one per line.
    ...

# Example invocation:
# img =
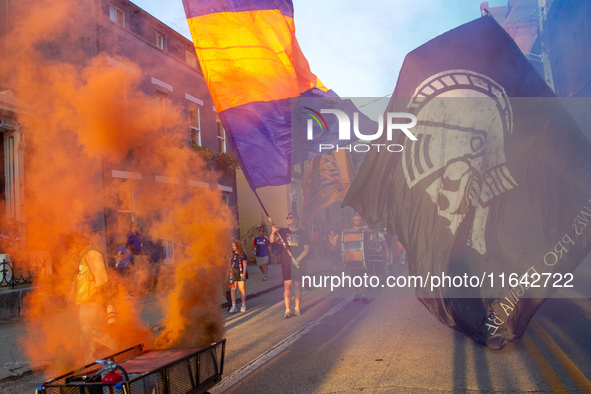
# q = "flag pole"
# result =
<box><xmin>252</xmin><ymin>188</ymin><xmax>297</xmax><ymax>264</ymax></box>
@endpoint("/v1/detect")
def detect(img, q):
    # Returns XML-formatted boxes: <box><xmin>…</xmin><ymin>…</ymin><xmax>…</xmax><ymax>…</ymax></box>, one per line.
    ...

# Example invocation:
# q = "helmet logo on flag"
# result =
<box><xmin>404</xmin><ymin>70</ymin><xmax>518</xmax><ymax>254</ymax></box>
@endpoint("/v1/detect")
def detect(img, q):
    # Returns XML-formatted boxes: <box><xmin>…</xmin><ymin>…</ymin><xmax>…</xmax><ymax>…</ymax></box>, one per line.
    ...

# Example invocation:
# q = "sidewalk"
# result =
<box><xmin>0</xmin><ymin>255</ymin><xmax>333</xmax><ymax>383</ymax></box>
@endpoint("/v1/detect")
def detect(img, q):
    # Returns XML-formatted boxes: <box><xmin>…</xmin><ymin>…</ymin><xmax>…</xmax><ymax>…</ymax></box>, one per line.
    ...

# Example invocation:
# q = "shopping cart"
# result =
<box><xmin>36</xmin><ymin>339</ymin><xmax>225</xmax><ymax>394</ymax></box>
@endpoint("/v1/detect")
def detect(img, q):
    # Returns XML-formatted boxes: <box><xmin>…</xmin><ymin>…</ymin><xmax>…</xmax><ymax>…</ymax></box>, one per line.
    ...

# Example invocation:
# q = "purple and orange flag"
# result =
<box><xmin>183</xmin><ymin>0</ymin><xmax>348</xmax><ymax>189</ymax></box>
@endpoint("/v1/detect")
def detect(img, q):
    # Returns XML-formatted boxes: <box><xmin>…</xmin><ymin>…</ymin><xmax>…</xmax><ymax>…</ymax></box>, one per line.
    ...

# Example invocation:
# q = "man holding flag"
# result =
<box><xmin>180</xmin><ymin>0</ymin><xmax>591</xmax><ymax>349</ymax></box>
<box><xmin>271</xmin><ymin>213</ymin><xmax>310</xmax><ymax>318</ymax></box>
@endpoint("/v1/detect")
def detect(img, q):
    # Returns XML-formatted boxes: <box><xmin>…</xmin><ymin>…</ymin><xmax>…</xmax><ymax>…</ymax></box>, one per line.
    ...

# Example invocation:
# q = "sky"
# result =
<box><xmin>130</xmin><ymin>0</ymin><xmax>507</xmax><ymax>102</ymax></box>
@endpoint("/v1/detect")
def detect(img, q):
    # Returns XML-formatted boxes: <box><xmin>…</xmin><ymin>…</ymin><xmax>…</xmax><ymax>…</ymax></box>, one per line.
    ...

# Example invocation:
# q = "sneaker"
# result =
<box><xmin>262</xmin><ymin>277</ymin><xmax>268</xmax><ymax>281</ymax></box>
<box><xmin>240</xmin><ymin>304</ymin><xmax>246</xmax><ymax>312</ymax></box>
<box><xmin>353</xmin><ymin>293</ymin><xmax>361</xmax><ymax>302</ymax></box>
<box><xmin>284</xmin><ymin>309</ymin><xmax>291</xmax><ymax>318</ymax></box>
<box><xmin>294</xmin><ymin>308</ymin><xmax>301</xmax><ymax>316</ymax></box>
<box><xmin>229</xmin><ymin>305</ymin><xmax>237</xmax><ymax>313</ymax></box>
<box><xmin>361</xmin><ymin>296</ymin><xmax>369</xmax><ymax>304</ymax></box>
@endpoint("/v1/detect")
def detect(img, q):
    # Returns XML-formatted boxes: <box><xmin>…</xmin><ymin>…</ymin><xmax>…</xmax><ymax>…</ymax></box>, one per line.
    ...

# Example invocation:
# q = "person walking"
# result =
<box><xmin>126</xmin><ymin>221</ymin><xmax>149</xmax><ymax>294</ymax></box>
<box><xmin>272</xmin><ymin>235</ymin><xmax>283</xmax><ymax>265</ymax></box>
<box><xmin>270</xmin><ymin>213</ymin><xmax>310</xmax><ymax>318</ymax></box>
<box><xmin>253</xmin><ymin>228</ymin><xmax>271</xmax><ymax>281</ymax></box>
<box><xmin>113</xmin><ymin>235</ymin><xmax>134</xmax><ymax>297</ymax></box>
<box><xmin>228</xmin><ymin>239</ymin><xmax>248</xmax><ymax>313</ymax></box>
<box><xmin>341</xmin><ymin>214</ymin><xmax>371</xmax><ymax>304</ymax></box>
<box><xmin>327</xmin><ymin>227</ymin><xmax>340</xmax><ymax>273</ymax></box>
<box><xmin>126</xmin><ymin>221</ymin><xmax>142</xmax><ymax>258</ymax></box>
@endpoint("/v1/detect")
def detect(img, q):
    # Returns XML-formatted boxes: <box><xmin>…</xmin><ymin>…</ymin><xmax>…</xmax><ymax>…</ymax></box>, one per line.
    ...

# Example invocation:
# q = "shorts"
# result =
<box><xmin>231</xmin><ymin>266</ymin><xmax>246</xmax><ymax>282</ymax></box>
<box><xmin>255</xmin><ymin>256</ymin><xmax>269</xmax><ymax>266</ymax></box>
<box><xmin>282</xmin><ymin>260</ymin><xmax>307</xmax><ymax>282</ymax></box>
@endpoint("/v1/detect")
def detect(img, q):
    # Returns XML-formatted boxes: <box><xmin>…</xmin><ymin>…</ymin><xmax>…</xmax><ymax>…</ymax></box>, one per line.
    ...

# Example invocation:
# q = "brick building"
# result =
<box><xmin>0</xmin><ymin>0</ymin><xmax>237</xmax><ymax>264</ymax></box>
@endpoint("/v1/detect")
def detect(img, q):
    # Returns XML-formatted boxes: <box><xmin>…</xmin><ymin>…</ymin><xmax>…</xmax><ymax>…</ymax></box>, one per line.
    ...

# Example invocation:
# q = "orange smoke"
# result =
<box><xmin>152</xmin><ymin>190</ymin><xmax>232</xmax><ymax>349</ymax></box>
<box><xmin>4</xmin><ymin>0</ymin><xmax>231</xmax><ymax>375</ymax></box>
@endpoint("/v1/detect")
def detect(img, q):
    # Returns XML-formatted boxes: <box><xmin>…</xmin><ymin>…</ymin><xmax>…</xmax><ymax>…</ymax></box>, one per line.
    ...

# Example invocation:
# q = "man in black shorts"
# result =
<box><xmin>270</xmin><ymin>213</ymin><xmax>310</xmax><ymax>318</ymax></box>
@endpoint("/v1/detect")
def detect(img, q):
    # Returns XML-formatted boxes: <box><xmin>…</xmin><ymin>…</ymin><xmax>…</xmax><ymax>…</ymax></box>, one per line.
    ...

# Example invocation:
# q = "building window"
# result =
<box><xmin>115</xmin><ymin>179</ymin><xmax>136</xmax><ymax>235</ymax></box>
<box><xmin>109</xmin><ymin>5</ymin><xmax>125</xmax><ymax>26</ymax></box>
<box><xmin>186</xmin><ymin>51</ymin><xmax>197</xmax><ymax>68</ymax></box>
<box><xmin>154</xmin><ymin>32</ymin><xmax>165</xmax><ymax>50</ymax></box>
<box><xmin>189</xmin><ymin>104</ymin><xmax>201</xmax><ymax>146</ymax></box>
<box><xmin>156</xmin><ymin>91</ymin><xmax>168</xmax><ymax>134</ymax></box>
<box><xmin>217</xmin><ymin>118</ymin><xmax>226</xmax><ymax>153</ymax></box>
<box><xmin>221</xmin><ymin>192</ymin><xmax>229</xmax><ymax>206</ymax></box>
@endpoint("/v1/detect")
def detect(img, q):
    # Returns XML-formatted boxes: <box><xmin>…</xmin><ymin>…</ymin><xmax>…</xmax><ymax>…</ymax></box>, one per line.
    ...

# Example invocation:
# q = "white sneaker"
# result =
<box><xmin>240</xmin><ymin>304</ymin><xmax>246</xmax><ymax>312</ymax></box>
<box><xmin>229</xmin><ymin>305</ymin><xmax>237</xmax><ymax>313</ymax></box>
<box><xmin>294</xmin><ymin>308</ymin><xmax>301</xmax><ymax>316</ymax></box>
<box><xmin>284</xmin><ymin>309</ymin><xmax>291</xmax><ymax>318</ymax></box>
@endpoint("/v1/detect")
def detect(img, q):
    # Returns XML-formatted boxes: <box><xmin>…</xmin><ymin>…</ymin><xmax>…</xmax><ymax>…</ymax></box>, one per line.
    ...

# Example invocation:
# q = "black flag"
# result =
<box><xmin>343</xmin><ymin>16</ymin><xmax>591</xmax><ymax>349</ymax></box>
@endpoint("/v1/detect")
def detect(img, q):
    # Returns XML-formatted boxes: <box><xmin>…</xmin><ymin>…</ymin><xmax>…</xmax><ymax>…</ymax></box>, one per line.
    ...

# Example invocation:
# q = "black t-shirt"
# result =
<box><xmin>278</xmin><ymin>227</ymin><xmax>309</xmax><ymax>263</ymax></box>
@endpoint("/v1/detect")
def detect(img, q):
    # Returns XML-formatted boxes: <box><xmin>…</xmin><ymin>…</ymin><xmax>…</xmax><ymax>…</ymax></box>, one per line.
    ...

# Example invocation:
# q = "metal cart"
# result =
<box><xmin>36</xmin><ymin>339</ymin><xmax>225</xmax><ymax>394</ymax></box>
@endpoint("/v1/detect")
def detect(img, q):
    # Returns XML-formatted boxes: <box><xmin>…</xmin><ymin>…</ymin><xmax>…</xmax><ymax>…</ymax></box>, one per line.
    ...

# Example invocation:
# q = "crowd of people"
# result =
<box><xmin>63</xmin><ymin>213</ymin><xmax>405</xmax><ymax>360</ymax></box>
<box><xmin>227</xmin><ymin>213</ymin><xmax>406</xmax><ymax>318</ymax></box>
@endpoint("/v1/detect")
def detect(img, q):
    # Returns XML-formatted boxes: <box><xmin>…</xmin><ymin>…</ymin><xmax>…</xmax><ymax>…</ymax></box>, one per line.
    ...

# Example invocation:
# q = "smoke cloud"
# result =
<box><xmin>3</xmin><ymin>0</ymin><xmax>231</xmax><ymax>375</ymax></box>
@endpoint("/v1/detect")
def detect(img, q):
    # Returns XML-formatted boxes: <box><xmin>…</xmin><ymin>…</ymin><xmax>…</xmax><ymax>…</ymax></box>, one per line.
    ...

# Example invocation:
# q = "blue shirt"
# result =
<box><xmin>116</xmin><ymin>245</ymin><xmax>132</xmax><ymax>268</ymax></box>
<box><xmin>126</xmin><ymin>230</ymin><xmax>142</xmax><ymax>254</ymax></box>
<box><xmin>253</xmin><ymin>236</ymin><xmax>270</xmax><ymax>257</ymax></box>
<box><xmin>231</xmin><ymin>252</ymin><xmax>247</xmax><ymax>268</ymax></box>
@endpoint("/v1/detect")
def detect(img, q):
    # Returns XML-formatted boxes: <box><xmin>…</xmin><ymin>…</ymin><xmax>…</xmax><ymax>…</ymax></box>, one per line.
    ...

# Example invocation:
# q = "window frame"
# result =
<box><xmin>154</xmin><ymin>31</ymin><xmax>165</xmax><ymax>50</ymax></box>
<box><xmin>189</xmin><ymin>104</ymin><xmax>201</xmax><ymax>147</ymax></box>
<box><xmin>185</xmin><ymin>50</ymin><xmax>197</xmax><ymax>68</ymax></box>
<box><xmin>221</xmin><ymin>192</ymin><xmax>229</xmax><ymax>206</ymax></box>
<box><xmin>216</xmin><ymin>118</ymin><xmax>226</xmax><ymax>153</ymax></box>
<box><xmin>109</xmin><ymin>5</ymin><xmax>125</xmax><ymax>26</ymax></box>
<box><xmin>156</xmin><ymin>90</ymin><xmax>169</xmax><ymax>134</ymax></box>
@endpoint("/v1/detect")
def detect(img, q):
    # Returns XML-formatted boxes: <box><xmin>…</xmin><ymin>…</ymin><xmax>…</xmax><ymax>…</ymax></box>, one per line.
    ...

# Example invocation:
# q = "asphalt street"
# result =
<box><xmin>1</xmin><ymin>255</ymin><xmax>590</xmax><ymax>393</ymax></box>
